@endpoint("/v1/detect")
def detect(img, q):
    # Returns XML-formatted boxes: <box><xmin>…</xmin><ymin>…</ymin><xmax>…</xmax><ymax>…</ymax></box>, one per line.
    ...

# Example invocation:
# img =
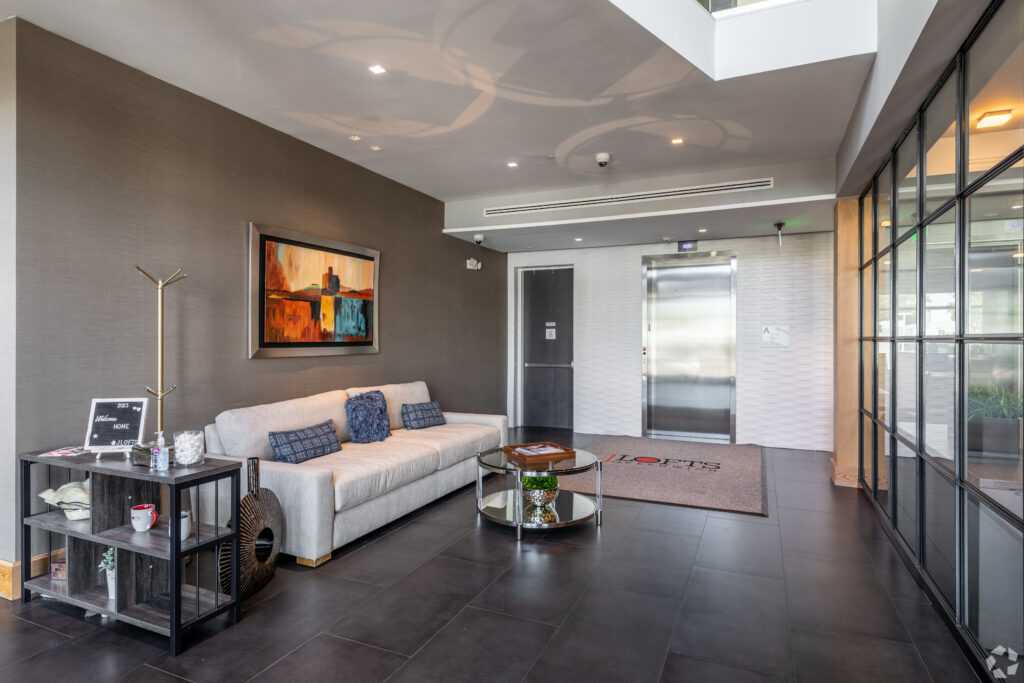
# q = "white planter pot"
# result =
<box><xmin>106</xmin><ymin>570</ymin><xmax>116</xmax><ymax>601</ymax></box>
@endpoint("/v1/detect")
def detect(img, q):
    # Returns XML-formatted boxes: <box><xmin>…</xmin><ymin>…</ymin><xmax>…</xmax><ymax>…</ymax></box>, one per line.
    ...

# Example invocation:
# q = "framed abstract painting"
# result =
<box><xmin>248</xmin><ymin>223</ymin><xmax>379</xmax><ymax>358</ymax></box>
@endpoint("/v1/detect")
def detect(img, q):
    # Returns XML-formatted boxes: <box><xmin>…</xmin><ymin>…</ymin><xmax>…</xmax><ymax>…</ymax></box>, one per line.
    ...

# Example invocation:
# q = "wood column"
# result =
<box><xmin>832</xmin><ymin>198</ymin><xmax>860</xmax><ymax>487</ymax></box>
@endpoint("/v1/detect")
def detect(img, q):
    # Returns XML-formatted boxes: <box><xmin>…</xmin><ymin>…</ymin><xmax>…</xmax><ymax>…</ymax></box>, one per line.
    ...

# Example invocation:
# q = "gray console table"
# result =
<box><xmin>19</xmin><ymin>451</ymin><xmax>241</xmax><ymax>655</ymax></box>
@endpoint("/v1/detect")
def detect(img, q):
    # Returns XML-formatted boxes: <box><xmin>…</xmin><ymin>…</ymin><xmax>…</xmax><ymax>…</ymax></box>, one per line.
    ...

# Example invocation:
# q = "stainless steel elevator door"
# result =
<box><xmin>644</xmin><ymin>254</ymin><xmax>736</xmax><ymax>442</ymax></box>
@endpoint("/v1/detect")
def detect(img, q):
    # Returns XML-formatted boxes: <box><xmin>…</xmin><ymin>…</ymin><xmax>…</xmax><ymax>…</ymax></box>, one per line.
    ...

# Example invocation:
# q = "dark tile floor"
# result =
<box><xmin>0</xmin><ymin>428</ymin><xmax>980</xmax><ymax>682</ymax></box>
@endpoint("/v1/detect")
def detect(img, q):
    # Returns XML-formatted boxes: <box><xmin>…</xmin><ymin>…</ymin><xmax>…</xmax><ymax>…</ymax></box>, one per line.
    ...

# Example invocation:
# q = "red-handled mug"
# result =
<box><xmin>130</xmin><ymin>503</ymin><xmax>158</xmax><ymax>532</ymax></box>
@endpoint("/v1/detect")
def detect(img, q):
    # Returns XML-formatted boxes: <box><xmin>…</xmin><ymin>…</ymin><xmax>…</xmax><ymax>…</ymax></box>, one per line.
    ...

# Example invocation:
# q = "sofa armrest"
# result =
<box><xmin>197</xmin><ymin>453</ymin><xmax>335</xmax><ymax>561</ymax></box>
<box><xmin>442</xmin><ymin>412</ymin><xmax>508</xmax><ymax>447</ymax></box>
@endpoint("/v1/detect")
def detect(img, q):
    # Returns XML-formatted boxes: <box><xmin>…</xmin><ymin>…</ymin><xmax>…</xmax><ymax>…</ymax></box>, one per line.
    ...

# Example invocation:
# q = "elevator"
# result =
<box><xmin>642</xmin><ymin>252</ymin><xmax>736</xmax><ymax>443</ymax></box>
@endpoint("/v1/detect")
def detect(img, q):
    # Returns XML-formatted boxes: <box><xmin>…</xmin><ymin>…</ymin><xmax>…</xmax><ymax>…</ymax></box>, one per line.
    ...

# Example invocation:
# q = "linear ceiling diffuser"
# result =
<box><xmin>483</xmin><ymin>177</ymin><xmax>774</xmax><ymax>217</ymax></box>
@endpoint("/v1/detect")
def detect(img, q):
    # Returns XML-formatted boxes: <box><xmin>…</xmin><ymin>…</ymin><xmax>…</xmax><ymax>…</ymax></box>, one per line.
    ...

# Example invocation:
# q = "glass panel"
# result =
<box><xmin>862</xmin><ymin>194</ymin><xmax>874</xmax><ymax>263</ymax></box>
<box><xmin>862</xmin><ymin>414</ymin><xmax>874</xmax><ymax>485</ymax></box>
<box><xmin>862</xmin><ymin>264</ymin><xmax>874</xmax><ymax>338</ymax></box>
<box><xmin>966</xmin><ymin>342</ymin><xmax>1023</xmax><ymax>520</ymax></box>
<box><xmin>966</xmin><ymin>0</ymin><xmax>1023</xmax><ymax>184</ymax></box>
<box><xmin>923</xmin><ymin>462</ymin><xmax>956</xmax><ymax>608</ymax></box>
<box><xmin>877</xmin><ymin>341</ymin><xmax>892</xmax><ymax>426</ymax></box>
<box><xmin>924</xmin><ymin>342</ymin><xmax>956</xmax><ymax>470</ymax></box>
<box><xmin>896</xmin><ymin>124</ymin><xmax>919</xmax><ymax>236</ymax></box>
<box><xmin>965</xmin><ymin>494</ymin><xmax>1023</xmax><ymax>658</ymax></box>
<box><xmin>877</xmin><ymin>428</ymin><xmax>891</xmax><ymax>514</ymax></box>
<box><xmin>877</xmin><ymin>254</ymin><xmax>892</xmax><ymax>337</ymax></box>
<box><xmin>923</xmin><ymin>210</ymin><xmax>957</xmax><ymax>336</ymax></box>
<box><xmin>896</xmin><ymin>236</ymin><xmax>918</xmax><ymax>336</ymax></box>
<box><xmin>896</xmin><ymin>342</ymin><xmax>917</xmax><ymax>441</ymax></box>
<box><xmin>895</xmin><ymin>443</ymin><xmax>918</xmax><ymax>550</ymax></box>
<box><xmin>924</xmin><ymin>74</ymin><xmax>957</xmax><ymax>217</ymax></box>
<box><xmin>966</xmin><ymin>164</ymin><xmax>1024</xmax><ymax>335</ymax></box>
<box><xmin>877</xmin><ymin>162</ymin><xmax>893</xmax><ymax>249</ymax></box>
<box><xmin>862</xmin><ymin>341</ymin><xmax>873</xmax><ymax>413</ymax></box>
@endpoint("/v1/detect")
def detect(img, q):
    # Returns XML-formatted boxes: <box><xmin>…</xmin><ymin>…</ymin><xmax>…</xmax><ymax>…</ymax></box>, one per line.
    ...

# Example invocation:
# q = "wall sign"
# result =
<box><xmin>85</xmin><ymin>398</ymin><xmax>149</xmax><ymax>452</ymax></box>
<box><xmin>545</xmin><ymin>329</ymin><xmax>557</xmax><ymax>340</ymax></box>
<box><xmin>761</xmin><ymin>325</ymin><xmax>790</xmax><ymax>347</ymax></box>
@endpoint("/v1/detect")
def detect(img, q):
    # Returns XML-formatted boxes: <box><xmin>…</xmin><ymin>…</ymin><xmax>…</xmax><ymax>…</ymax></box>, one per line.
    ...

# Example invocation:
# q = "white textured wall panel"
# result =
<box><xmin>507</xmin><ymin>232</ymin><xmax>834</xmax><ymax>451</ymax></box>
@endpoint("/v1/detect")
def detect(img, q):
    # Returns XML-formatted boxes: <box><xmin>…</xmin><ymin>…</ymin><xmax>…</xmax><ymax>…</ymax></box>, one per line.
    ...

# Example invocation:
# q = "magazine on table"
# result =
<box><xmin>38</xmin><ymin>446</ymin><xmax>90</xmax><ymax>458</ymax></box>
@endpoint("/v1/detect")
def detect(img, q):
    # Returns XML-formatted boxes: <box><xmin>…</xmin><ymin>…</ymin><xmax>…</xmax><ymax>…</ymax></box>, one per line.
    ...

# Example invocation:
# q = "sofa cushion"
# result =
<box><xmin>315</xmin><ymin>440</ymin><xmax>440</xmax><ymax>512</ymax></box>
<box><xmin>388</xmin><ymin>423</ymin><xmax>501</xmax><ymax>470</ymax></box>
<box><xmin>401</xmin><ymin>401</ymin><xmax>445</xmax><ymax>430</ymax></box>
<box><xmin>268</xmin><ymin>420</ymin><xmax>341</xmax><ymax>464</ymax></box>
<box><xmin>345</xmin><ymin>390</ymin><xmax>391</xmax><ymax>443</ymax></box>
<box><xmin>347</xmin><ymin>381</ymin><xmax>430</xmax><ymax>429</ymax></box>
<box><xmin>215</xmin><ymin>390</ymin><xmax>349</xmax><ymax>460</ymax></box>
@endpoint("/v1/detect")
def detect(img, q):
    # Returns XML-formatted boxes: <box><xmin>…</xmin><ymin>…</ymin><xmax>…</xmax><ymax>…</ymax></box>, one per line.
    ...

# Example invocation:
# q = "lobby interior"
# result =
<box><xmin>0</xmin><ymin>0</ymin><xmax>1022</xmax><ymax>681</ymax></box>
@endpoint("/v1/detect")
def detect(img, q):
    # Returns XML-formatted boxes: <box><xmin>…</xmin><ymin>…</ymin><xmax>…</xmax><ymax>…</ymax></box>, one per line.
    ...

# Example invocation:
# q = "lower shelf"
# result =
<box><xmin>24</xmin><ymin>577</ymin><xmax>231</xmax><ymax>637</ymax></box>
<box><xmin>478</xmin><ymin>489</ymin><xmax>597</xmax><ymax>529</ymax></box>
<box><xmin>24</xmin><ymin>578</ymin><xmax>113</xmax><ymax>615</ymax></box>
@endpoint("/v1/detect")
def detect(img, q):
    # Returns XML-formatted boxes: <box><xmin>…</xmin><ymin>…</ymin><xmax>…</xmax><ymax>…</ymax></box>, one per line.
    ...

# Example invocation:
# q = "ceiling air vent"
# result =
<box><xmin>483</xmin><ymin>177</ymin><xmax>773</xmax><ymax>217</ymax></box>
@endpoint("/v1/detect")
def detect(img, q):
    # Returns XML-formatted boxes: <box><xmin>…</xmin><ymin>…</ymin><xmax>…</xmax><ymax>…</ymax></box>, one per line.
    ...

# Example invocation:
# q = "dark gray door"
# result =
<box><xmin>522</xmin><ymin>268</ymin><xmax>573</xmax><ymax>428</ymax></box>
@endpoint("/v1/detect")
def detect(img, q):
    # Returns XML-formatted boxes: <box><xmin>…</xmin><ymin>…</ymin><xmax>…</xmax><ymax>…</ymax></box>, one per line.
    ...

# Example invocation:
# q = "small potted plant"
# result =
<box><xmin>98</xmin><ymin>547</ymin><xmax>116</xmax><ymax>600</ymax></box>
<box><xmin>522</xmin><ymin>476</ymin><xmax>559</xmax><ymax>507</ymax></box>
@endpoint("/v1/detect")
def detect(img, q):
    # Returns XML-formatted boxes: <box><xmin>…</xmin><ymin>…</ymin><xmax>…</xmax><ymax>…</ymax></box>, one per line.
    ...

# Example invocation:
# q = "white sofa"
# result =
<box><xmin>202</xmin><ymin>381</ymin><xmax>507</xmax><ymax>566</ymax></box>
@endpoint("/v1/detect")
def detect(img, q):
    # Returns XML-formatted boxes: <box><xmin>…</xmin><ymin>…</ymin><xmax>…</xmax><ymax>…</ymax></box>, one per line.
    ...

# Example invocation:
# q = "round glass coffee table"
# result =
<box><xmin>476</xmin><ymin>447</ymin><xmax>603</xmax><ymax>540</ymax></box>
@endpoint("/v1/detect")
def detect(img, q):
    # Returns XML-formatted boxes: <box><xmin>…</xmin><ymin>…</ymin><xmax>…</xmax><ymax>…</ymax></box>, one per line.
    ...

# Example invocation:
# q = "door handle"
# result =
<box><xmin>524</xmin><ymin>363</ymin><xmax>573</xmax><ymax>368</ymax></box>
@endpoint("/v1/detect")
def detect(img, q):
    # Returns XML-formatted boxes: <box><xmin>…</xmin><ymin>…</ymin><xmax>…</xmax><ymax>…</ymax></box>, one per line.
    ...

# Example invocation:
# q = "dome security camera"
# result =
<box><xmin>473</xmin><ymin>234</ymin><xmax>484</xmax><ymax>245</ymax></box>
<box><xmin>596</xmin><ymin>152</ymin><xmax>611</xmax><ymax>168</ymax></box>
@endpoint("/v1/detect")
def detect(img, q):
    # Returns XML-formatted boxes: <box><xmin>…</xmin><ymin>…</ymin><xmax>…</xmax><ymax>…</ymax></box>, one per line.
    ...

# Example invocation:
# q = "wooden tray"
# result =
<box><xmin>503</xmin><ymin>442</ymin><xmax>576</xmax><ymax>465</ymax></box>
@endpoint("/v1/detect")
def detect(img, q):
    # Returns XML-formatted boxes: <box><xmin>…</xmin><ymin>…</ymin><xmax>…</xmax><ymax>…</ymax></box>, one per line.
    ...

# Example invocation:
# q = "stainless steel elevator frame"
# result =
<box><xmin>641</xmin><ymin>251</ymin><xmax>737</xmax><ymax>443</ymax></box>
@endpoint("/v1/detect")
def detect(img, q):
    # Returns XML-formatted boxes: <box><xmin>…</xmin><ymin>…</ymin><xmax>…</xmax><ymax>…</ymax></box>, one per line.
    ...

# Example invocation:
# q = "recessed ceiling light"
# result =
<box><xmin>977</xmin><ymin>109</ymin><xmax>1012</xmax><ymax>129</ymax></box>
<box><xmin>507</xmin><ymin>161</ymin><xmax>518</xmax><ymax>168</ymax></box>
<box><xmin>369</xmin><ymin>145</ymin><xmax>382</xmax><ymax>151</ymax></box>
<box><xmin>671</xmin><ymin>138</ymin><xmax>684</xmax><ymax>145</ymax></box>
<box><xmin>881</xmin><ymin>220</ymin><xmax>891</xmax><ymax>227</ymax></box>
<box><xmin>1012</xmin><ymin>203</ymin><xmax>1023</xmax><ymax>210</ymax></box>
<box><xmin>883</xmin><ymin>260</ymin><xmax>890</xmax><ymax>265</ymax></box>
<box><xmin>698</xmin><ymin>228</ymin><xmax>707</xmax><ymax>233</ymax></box>
<box><xmin>348</xmin><ymin>135</ymin><xmax>361</xmax><ymax>142</ymax></box>
<box><xmin>574</xmin><ymin>237</ymin><xmax>583</xmax><ymax>242</ymax></box>
<box><xmin>970</xmin><ymin>268</ymin><xmax>984</xmax><ymax>273</ymax></box>
<box><xmin>1013</xmin><ymin>252</ymin><xmax>1024</xmax><ymax>259</ymax></box>
<box><xmin>368</xmin><ymin>64</ymin><xmax>386</xmax><ymax>75</ymax></box>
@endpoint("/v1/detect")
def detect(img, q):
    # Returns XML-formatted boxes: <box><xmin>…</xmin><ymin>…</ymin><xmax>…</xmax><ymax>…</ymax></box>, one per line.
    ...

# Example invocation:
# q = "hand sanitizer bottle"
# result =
<box><xmin>155</xmin><ymin>431</ymin><xmax>169</xmax><ymax>471</ymax></box>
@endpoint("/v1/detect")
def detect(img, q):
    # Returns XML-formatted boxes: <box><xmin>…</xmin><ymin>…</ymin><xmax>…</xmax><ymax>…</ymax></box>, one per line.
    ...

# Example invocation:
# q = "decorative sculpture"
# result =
<box><xmin>219</xmin><ymin>458</ymin><xmax>283</xmax><ymax>599</ymax></box>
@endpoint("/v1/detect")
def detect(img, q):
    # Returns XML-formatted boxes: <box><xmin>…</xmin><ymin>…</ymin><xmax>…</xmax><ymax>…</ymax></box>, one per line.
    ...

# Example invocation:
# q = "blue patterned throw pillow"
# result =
<box><xmin>401</xmin><ymin>401</ymin><xmax>445</xmax><ymax>430</ymax></box>
<box><xmin>346</xmin><ymin>390</ymin><xmax>392</xmax><ymax>443</ymax></box>
<box><xmin>268</xmin><ymin>419</ymin><xmax>341</xmax><ymax>464</ymax></box>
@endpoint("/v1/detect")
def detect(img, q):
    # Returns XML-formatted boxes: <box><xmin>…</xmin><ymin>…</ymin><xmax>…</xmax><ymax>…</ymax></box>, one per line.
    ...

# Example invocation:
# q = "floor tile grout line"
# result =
<box><xmin>381</xmin><ymin>552</ymin><xmax>511</xmax><ymax>683</ymax></box>
<box><xmin>520</xmin><ymin>573</ymin><xmax>597</xmax><ymax>682</ymax></box>
<box><xmin>242</xmin><ymin>631</ymin><xmax>326</xmax><ymax>682</ymax></box>
<box><xmin>11</xmin><ymin>612</ymin><xmax>77</xmax><ymax>640</ymax></box>
<box><xmin>323</xmin><ymin>632</ymin><xmax>411</xmax><ymax>659</ymax></box>
<box><xmin>142</xmin><ymin>663</ymin><xmax>194</xmax><ymax>682</ymax></box>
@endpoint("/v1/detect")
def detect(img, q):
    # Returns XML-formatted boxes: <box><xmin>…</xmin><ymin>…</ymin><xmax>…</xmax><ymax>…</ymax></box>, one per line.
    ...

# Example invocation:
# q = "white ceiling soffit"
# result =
<box><xmin>1</xmin><ymin>0</ymin><xmax>874</xmax><ymax>203</ymax></box>
<box><xmin>836</xmin><ymin>0</ymin><xmax>989</xmax><ymax>195</ymax></box>
<box><xmin>452</xmin><ymin>197</ymin><xmax>836</xmax><ymax>253</ymax></box>
<box><xmin>445</xmin><ymin>158</ymin><xmax>835</xmax><ymax>251</ymax></box>
<box><xmin>608</xmin><ymin>0</ymin><xmax>877</xmax><ymax>81</ymax></box>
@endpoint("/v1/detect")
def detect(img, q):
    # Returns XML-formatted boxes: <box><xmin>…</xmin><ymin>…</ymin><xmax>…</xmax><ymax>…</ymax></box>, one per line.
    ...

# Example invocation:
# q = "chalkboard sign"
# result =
<box><xmin>85</xmin><ymin>398</ymin><xmax>149</xmax><ymax>452</ymax></box>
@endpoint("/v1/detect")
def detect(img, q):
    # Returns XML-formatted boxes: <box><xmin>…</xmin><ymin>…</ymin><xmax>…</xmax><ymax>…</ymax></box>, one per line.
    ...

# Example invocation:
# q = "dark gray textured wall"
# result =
<box><xmin>12</xmin><ymin>20</ymin><xmax>506</xmax><ymax>465</ymax></box>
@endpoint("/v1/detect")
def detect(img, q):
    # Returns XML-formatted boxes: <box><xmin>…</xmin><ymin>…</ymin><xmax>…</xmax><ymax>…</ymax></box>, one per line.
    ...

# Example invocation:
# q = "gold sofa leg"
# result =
<box><xmin>296</xmin><ymin>553</ymin><xmax>331</xmax><ymax>568</ymax></box>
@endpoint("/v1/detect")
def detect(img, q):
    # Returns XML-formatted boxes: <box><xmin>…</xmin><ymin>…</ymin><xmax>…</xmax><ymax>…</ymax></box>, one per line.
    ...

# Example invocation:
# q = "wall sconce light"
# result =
<box><xmin>466</xmin><ymin>258</ymin><xmax>483</xmax><ymax>271</ymax></box>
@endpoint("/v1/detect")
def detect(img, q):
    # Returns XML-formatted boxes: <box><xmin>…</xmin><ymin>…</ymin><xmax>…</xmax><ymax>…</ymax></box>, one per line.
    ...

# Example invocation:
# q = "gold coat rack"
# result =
<box><xmin>135</xmin><ymin>265</ymin><xmax>187</xmax><ymax>434</ymax></box>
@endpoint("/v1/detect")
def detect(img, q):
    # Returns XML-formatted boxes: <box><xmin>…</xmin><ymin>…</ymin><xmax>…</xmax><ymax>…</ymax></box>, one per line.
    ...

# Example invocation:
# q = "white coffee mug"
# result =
<box><xmin>169</xmin><ymin>510</ymin><xmax>191</xmax><ymax>539</ymax></box>
<box><xmin>130</xmin><ymin>504</ymin><xmax>157</xmax><ymax>532</ymax></box>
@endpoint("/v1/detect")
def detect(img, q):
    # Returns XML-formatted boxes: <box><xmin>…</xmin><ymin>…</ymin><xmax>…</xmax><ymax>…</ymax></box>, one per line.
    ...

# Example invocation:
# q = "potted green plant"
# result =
<box><xmin>522</xmin><ymin>476</ymin><xmax>559</xmax><ymax>507</ymax></box>
<box><xmin>966</xmin><ymin>384</ymin><xmax>1022</xmax><ymax>458</ymax></box>
<box><xmin>98</xmin><ymin>547</ymin><xmax>116</xmax><ymax>600</ymax></box>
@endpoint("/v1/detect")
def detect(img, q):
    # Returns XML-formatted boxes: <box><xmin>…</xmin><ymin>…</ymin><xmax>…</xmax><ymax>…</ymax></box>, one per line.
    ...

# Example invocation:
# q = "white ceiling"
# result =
<box><xmin>0</xmin><ymin>0</ymin><xmax>875</xmax><ymax>207</ymax></box>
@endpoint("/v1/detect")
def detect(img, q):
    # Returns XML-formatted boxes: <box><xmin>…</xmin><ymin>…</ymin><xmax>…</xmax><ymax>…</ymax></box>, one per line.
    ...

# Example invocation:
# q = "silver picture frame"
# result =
<box><xmin>248</xmin><ymin>222</ymin><xmax>380</xmax><ymax>358</ymax></box>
